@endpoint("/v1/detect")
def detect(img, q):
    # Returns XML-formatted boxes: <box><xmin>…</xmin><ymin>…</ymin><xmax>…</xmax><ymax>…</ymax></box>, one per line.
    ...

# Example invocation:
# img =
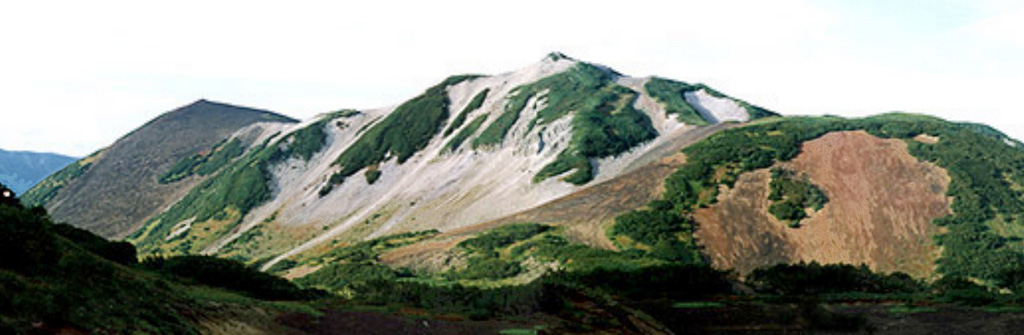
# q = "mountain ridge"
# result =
<box><xmin>0</xmin><ymin>148</ymin><xmax>77</xmax><ymax>194</ymax></box>
<box><xmin>29</xmin><ymin>53</ymin><xmax>778</xmax><ymax>271</ymax></box>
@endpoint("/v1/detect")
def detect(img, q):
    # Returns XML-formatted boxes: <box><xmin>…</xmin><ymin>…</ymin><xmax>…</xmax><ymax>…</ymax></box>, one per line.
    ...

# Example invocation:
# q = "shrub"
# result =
<box><xmin>746</xmin><ymin>262</ymin><xmax>924</xmax><ymax>297</ymax></box>
<box><xmin>52</xmin><ymin>223</ymin><xmax>137</xmax><ymax>265</ymax></box>
<box><xmin>324</xmin><ymin>75</ymin><xmax>480</xmax><ymax>193</ymax></box>
<box><xmin>142</xmin><ymin>255</ymin><xmax>320</xmax><ymax>300</ymax></box>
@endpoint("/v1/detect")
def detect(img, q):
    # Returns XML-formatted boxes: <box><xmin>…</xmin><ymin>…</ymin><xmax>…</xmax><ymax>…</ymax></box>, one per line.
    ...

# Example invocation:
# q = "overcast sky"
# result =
<box><xmin>1</xmin><ymin>0</ymin><xmax>1022</xmax><ymax>157</ymax></box>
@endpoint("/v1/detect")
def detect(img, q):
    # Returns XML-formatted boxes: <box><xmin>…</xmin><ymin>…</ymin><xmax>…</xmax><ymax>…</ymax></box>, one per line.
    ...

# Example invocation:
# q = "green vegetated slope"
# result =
<box><xmin>473</xmin><ymin>63</ymin><xmax>659</xmax><ymax>185</ymax></box>
<box><xmin>0</xmin><ymin>187</ymin><xmax>317</xmax><ymax>334</ymax></box>
<box><xmin>281</xmin><ymin>112</ymin><xmax>1024</xmax><ymax>332</ymax></box>
<box><xmin>321</xmin><ymin>75</ymin><xmax>480</xmax><ymax>195</ymax></box>
<box><xmin>608</xmin><ymin>113</ymin><xmax>1024</xmax><ymax>283</ymax></box>
<box><xmin>129</xmin><ymin>113</ymin><xmax>346</xmax><ymax>255</ymax></box>
<box><xmin>644</xmin><ymin>77</ymin><xmax>778</xmax><ymax>123</ymax></box>
<box><xmin>21</xmin><ymin>149</ymin><xmax>103</xmax><ymax>206</ymax></box>
<box><xmin>289</xmin><ymin>222</ymin><xmax>692</xmax><ymax>321</ymax></box>
<box><xmin>159</xmin><ymin>138</ymin><xmax>245</xmax><ymax>183</ymax></box>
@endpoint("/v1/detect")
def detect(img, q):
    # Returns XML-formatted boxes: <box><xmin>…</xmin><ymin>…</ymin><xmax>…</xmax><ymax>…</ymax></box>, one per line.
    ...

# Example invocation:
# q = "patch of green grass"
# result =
<box><xmin>982</xmin><ymin>305</ymin><xmax>1024</xmax><ymax>313</ymax></box>
<box><xmin>159</xmin><ymin>138</ymin><xmax>246</xmax><ymax>184</ymax></box>
<box><xmin>21</xmin><ymin>149</ymin><xmax>102</xmax><ymax>206</ymax></box>
<box><xmin>888</xmin><ymin>305</ymin><xmax>938</xmax><ymax>314</ymax></box>
<box><xmin>499</xmin><ymin>329</ymin><xmax>538</xmax><ymax>335</ymax></box>
<box><xmin>644</xmin><ymin>77</ymin><xmax>709</xmax><ymax>125</ymax></box>
<box><xmin>672</xmin><ymin>301</ymin><xmax>724</xmax><ymax>309</ymax></box>
<box><xmin>458</xmin><ymin>223</ymin><xmax>551</xmax><ymax>251</ymax></box>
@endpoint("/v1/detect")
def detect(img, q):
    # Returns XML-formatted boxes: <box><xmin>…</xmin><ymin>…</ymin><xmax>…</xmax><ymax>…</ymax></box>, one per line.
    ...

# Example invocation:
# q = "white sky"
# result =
<box><xmin>1</xmin><ymin>0</ymin><xmax>1022</xmax><ymax>157</ymax></box>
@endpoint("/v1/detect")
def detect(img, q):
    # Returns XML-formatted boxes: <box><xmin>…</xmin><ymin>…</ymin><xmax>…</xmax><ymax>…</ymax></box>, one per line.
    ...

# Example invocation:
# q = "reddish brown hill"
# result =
<box><xmin>694</xmin><ymin>131</ymin><xmax>952</xmax><ymax>278</ymax></box>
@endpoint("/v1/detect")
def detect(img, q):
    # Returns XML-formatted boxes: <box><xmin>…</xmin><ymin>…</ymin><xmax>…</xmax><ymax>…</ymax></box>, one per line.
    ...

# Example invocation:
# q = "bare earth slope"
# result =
<box><xmin>27</xmin><ymin>100</ymin><xmax>296</xmax><ymax>238</ymax></box>
<box><xmin>694</xmin><ymin>131</ymin><xmax>952</xmax><ymax>278</ymax></box>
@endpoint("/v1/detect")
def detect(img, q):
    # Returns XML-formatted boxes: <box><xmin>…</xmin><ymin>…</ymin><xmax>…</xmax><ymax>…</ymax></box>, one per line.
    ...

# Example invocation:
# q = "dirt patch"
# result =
<box><xmin>694</xmin><ymin>131</ymin><xmax>952</xmax><ymax>278</ymax></box>
<box><xmin>282</xmin><ymin>264</ymin><xmax>323</xmax><ymax>280</ymax></box>
<box><xmin>914</xmin><ymin>134</ymin><xmax>940</xmax><ymax>144</ymax></box>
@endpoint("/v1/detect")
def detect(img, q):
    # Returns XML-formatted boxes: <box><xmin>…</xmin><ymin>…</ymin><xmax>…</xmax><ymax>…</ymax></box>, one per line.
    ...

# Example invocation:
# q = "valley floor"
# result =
<box><xmin>263</xmin><ymin>301</ymin><xmax>1024</xmax><ymax>335</ymax></box>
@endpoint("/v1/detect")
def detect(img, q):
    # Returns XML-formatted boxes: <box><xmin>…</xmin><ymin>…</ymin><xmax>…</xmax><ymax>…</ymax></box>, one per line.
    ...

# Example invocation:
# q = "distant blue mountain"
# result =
<box><xmin>0</xmin><ymin>148</ymin><xmax>77</xmax><ymax>195</ymax></box>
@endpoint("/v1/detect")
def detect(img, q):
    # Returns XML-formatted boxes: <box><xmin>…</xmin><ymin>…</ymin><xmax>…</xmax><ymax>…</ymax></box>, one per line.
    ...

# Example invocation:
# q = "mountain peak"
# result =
<box><xmin>544</xmin><ymin>51</ymin><xmax>574</xmax><ymax>62</ymax></box>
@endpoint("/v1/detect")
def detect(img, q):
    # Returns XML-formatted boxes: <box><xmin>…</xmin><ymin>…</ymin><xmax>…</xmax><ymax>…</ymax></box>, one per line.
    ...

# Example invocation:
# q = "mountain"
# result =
<box><xmin>23</xmin><ymin>100</ymin><xmax>298</xmax><ymax>238</ymax></box>
<box><xmin>43</xmin><ymin>53</ymin><xmax>770</xmax><ymax>270</ymax></box>
<box><xmin>14</xmin><ymin>53</ymin><xmax>1024</xmax><ymax>334</ymax></box>
<box><xmin>0</xmin><ymin>149</ymin><xmax>76</xmax><ymax>194</ymax></box>
<box><xmin>30</xmin><ymin>54</ymin><xmax>1024</xmax><ymax>286</ymax></box>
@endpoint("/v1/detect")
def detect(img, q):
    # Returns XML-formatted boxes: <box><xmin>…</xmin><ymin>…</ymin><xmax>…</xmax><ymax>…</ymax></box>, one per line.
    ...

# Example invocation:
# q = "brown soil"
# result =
<box><xmin>694</xmin><ymin>131</ymin><xmax>952</xmax><ymax>278</ymax></box>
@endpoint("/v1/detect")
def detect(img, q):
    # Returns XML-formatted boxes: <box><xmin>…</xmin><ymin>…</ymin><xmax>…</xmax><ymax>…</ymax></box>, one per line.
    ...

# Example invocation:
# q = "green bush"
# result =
<box><xmin>444</xmin><ymin>114</ymin><xmax>488</xmax><ymax>152</ymax></box>
<box><xmin>364</xmin><ymin>169</ymin><xmax>382</xmax><ymax>184</ymax></box>
<box><xmin>746</xmin><ymin>262</ymin><xmax>924</xmax><ymax>297</ymax></box>
<box><xmin>324</xmin><ymin>75</ymin><xmax>480</xmax><ymax>194</ymax></box>
<box><xmin>644</xmin><ymin>77</ymin><xmax>708</xmax><ymax>125</ymax></box>
<box><xmin>767</xmin><ymin>168</ymin><xmax>828</xmax><ymax>226</ymax></box>
<box><xmin>51</xmin><ymin>223</ymin><xmax>137</xmax><ymax>265</ymax></box>
<box><xmin>459</xmin><ymin>223</ymin><xmax>551</xmax><ymax>251</ymax></box>
<box><xmin>160</xmin><ymin>138</ymin><xmax>246</xmax><ymax>184</ymax></box>
<box><xmin>932</xmin><ymin>276</ymin><xmax>996</xmax><ymax>306</ymax></box>
<box><xmin>0</xmin><ymin>205</ymin><xmax>59</xmax><ymax>273</ymax></box>
<box><xmin>444</xmin><ymin>88</ymin><xmax>490</xmax><ymax>137</ymax></box>
<box><xmin>142</xmin><ymin>255</ymin><xmax>320</xmax><ymax>300</ymax></box>
<box><xmin>547</xmin><ymin>264</ymin><xmax>732</xmax><ymax>300</ymax></box>
<box><xmin>0</xmin><ymin>201</ymin><xmax>201</xmax><ymax>334</ymax></box>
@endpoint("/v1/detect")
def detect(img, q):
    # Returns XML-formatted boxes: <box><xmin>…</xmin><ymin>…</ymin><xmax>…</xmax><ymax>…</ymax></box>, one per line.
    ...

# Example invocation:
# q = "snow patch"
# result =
<box><xmin>684</xmin><ymin>89</ymin><xmax>749</xmax><ymax>123</ymax></box>
<box><xmin>166</xmin><ymin>218</ymin><xmax>195</xmax><ymax>241</ymax></box>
